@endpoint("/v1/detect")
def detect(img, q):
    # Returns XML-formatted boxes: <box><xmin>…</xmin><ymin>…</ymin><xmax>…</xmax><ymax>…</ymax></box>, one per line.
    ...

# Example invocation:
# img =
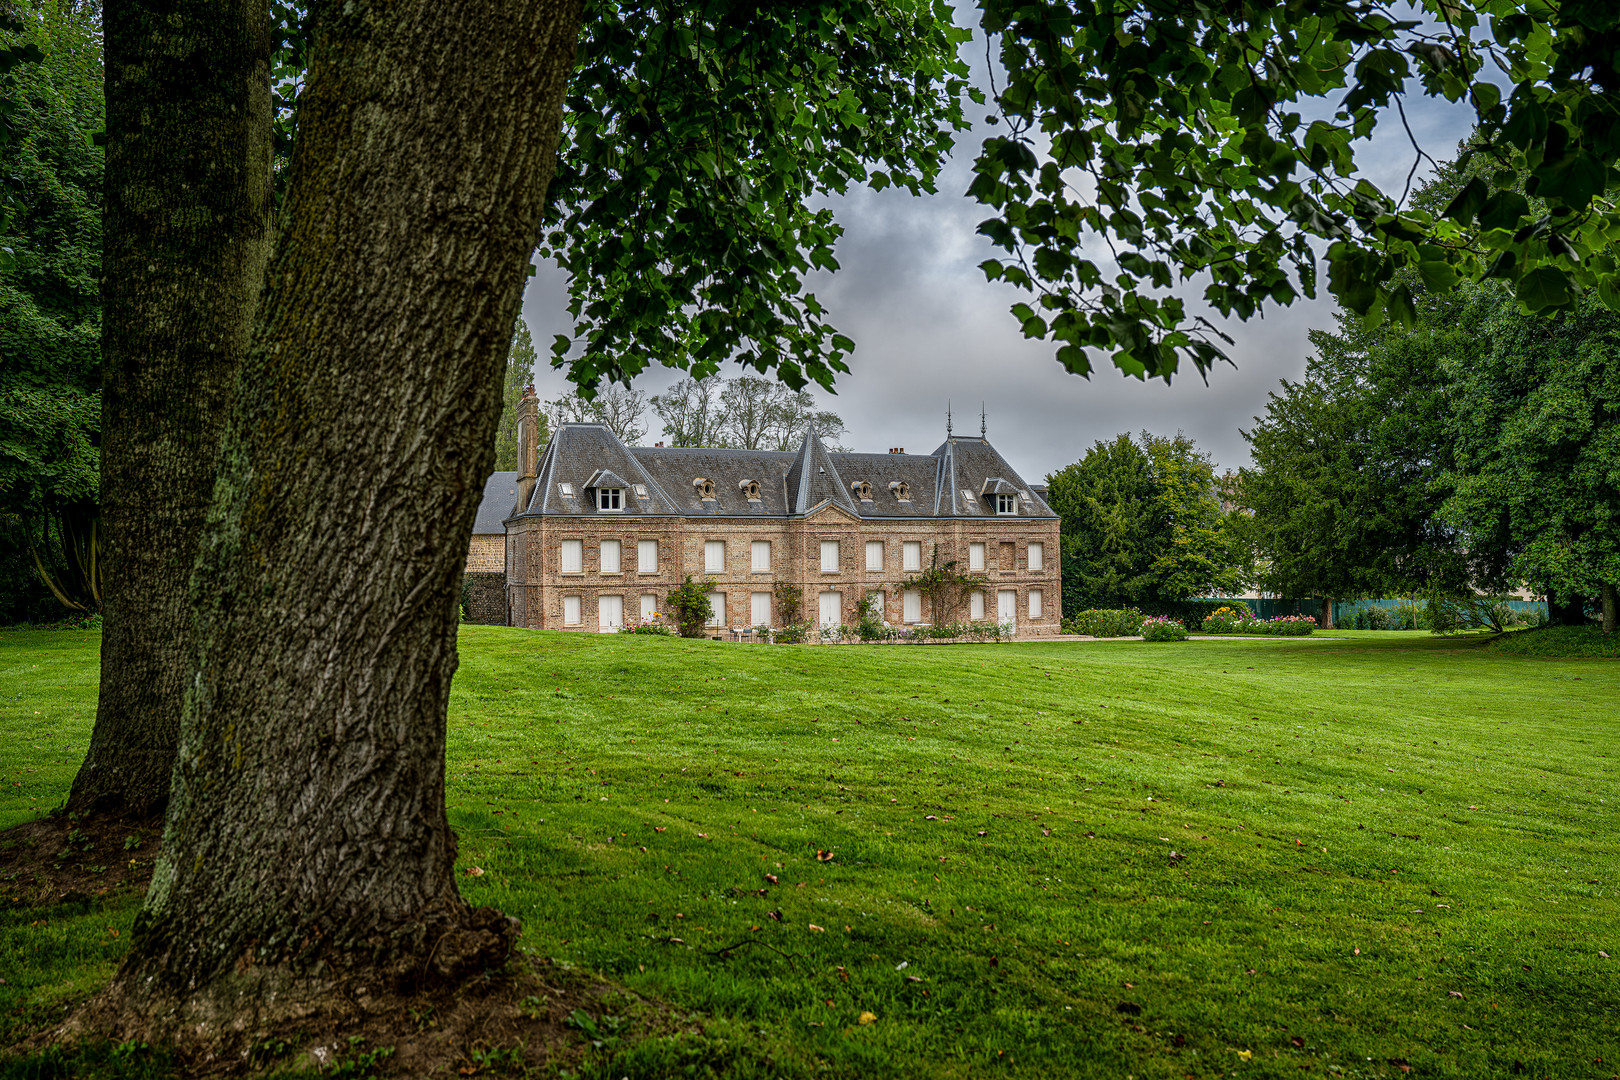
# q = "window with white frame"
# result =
<box><xmin>902</xmin><ymin>589</ymin><xmax>922</xmax><ymax>623</ymax></box>
<box><xmin>704</xmin><ymin>540</ymin><xmax>725</xmax><ymax>572</ymax></box>
<box><xmin>637</xmin><ymin>539</ymin><xmax>658</xmax><ymax>573</ymax></box>
<box><xmin>902</xmin><ymin>541</ymin><xmax>922</xmax><ymax>571</ymax></box>
<box><xmin>600</xmin><ymin>539</ymin><xmax>621</xmax><ymax>574</ymax></box>
<box><xmin>563</xmin><ymin>594</ymin><xmax>582</xmax><ymax>625</ymax></box>
<box><xmin>706</xmin><ymin>590</ymin><xmax>726</xmax><ymax>628</ymax></box>
<box><xmin>820</xmin><ymin>539</ymin><xmax>839</xmax><ymax>572</ymax></box>
<box><xmin>970</xmin><ymin>590</ymin><xmax>985</xmax><ymax>620</ymax></box>
<box><xmin>597</xmin><ymin>487</ymin><xmax>623</xmax><ymax>510</ymax></box>
<box><xmin>865</xmin><ymin>540</ymin><xmax>884</xmax><ymax>571</ymax></box>
<box><xmin>995</xmin><ymin>492</ymin><xmax>1018</xmax><ymax>514</ymax></box>
<box><xmin>969</xmin><ymin>542</ymin><xmax>985</xmax><ymax>571</ymax></box>
<box><xmin>639</xmin><ymin>593</ymin><xmax>657</xmax><ymax>621</ymax></box>
<box><xmin>751</xmin><ymin>539</ymin><xmax>771</xmax><ymax>572</ymax></box>
<box><xmin>1028</xmin><ymin>541</ymin><xmax>1044</xmax><ymax>571</ymax></box>
<box><xmin>750</xmin><ymin>591</ymin><xmax>771</xmax><ymax>626</ymax></box>
<box><xmin>561</xmin><ymin>539</ymin><xmax>583</xmax><ymax>574</ymax></box>
<box><xmin>1029</xmin><ymin>588</ymin><xmax>1044</xmax><ymax>618</ymax></box>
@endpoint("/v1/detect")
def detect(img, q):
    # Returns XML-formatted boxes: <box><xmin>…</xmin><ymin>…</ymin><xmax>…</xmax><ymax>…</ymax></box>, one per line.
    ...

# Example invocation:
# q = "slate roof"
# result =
<box><xmin>502</xmin><ymin>425</ymin><xmax>1056</xmax><ymax>521</ymax></box>
<box><xmin>472</xmin><ymin>471</ymin><xmax>520</xmax><ymax>533</ymax></box>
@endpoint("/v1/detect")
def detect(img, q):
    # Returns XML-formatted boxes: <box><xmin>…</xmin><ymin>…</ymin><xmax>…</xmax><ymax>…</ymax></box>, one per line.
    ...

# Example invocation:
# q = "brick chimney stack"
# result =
<box><xmin>515</xmin><ymin>384</ymin><xmax>540</xmax><ymax>512</ymax></box>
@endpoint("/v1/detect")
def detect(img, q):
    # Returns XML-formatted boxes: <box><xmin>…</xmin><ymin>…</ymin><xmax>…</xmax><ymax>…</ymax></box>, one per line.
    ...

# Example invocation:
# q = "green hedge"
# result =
<box><xmin>1064</xmin><ymin>609</ymin><xmax>1146</xmax><ymax>637</ymax></box>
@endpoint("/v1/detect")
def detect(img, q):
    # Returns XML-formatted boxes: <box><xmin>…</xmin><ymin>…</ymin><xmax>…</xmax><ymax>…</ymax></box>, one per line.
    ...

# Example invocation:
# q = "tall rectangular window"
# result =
<box><xmin>563</xmin><ymin>595</ymin><xmax>581</xmax><ymax>625</ymax></box>
<box><xmin>820</xmin><ymin>540</ymin><xmax>839</xmax><ymax>572</ymax></box>
<box><xmin>598</xmin><ymin>594</ymin><xmax>624</xmax><ymax>632</ymax></box>
<box><xmin>751</xmin><ymin>540</ymin><xmax>771</xmax><ymax>572</ymax></box>
<box><xmin>600</xmin><ymin>539</ymin><xmax>621</xmax><ymax>574</ymax></box>
<box><xmin>1028</xmin><ymin>541</ymin><xmax>1044</xmax><ymax>571</ymax></box>
<box><xmin>970</xmin><ymin>590</ymin><xmax>985</xmax><ymax>620</ymax></box>
<box><xmin>902</xmin><ymin>541</ymin><xmax>922</xmax><ymax>572</ymax></box>
<box><xmin>969</xmin><ymin>542</ymin><xmax>985</xmax><ymax>571</ymax></box>
<box><xmin>707</xmin><ymin>591</ymin><xmax>726</xmax><ymax>628</ymax></box>
<box><xmin>1029</xmin><ymin>588</ymin><xmax>1044</xmax><ymax>618</ymax></box>
<box><xmin>561</xmin><ymin>539</ymin><xmax>583</xmax><ymax>574</ymax></box>
<box><xmin>705</xmin><ymin>540</ymin><xmax>725</xmax><ymax>572</ymax></box>
<box><xmin>638</xmin><ymin>539</ymin><xmax>658</xmax><ymax>573</ymax></box>
<box><xmin>639</xmin><ymin>593</ymin><xmax>657</xmax><ymax>621</ymax></box>
<box><xmin>750</xmin><ymin>591</ymin><xmax>771</xmax><ymax>627</ymax></box>
<box><xmin>865</xmin><ymin>540</ymin><xmax>884</xmax><ymax>571</ymax></box>
<box><xmin>902</xmin><ymin>589</ymin><xmax>922</xmax><ymax>623</ymax></box>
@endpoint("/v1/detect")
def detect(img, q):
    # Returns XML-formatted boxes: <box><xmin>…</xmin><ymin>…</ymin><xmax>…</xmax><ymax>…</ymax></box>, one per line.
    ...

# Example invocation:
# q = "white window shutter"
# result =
<box><xmin>707</xmin><ymin>591</ymin><xmax>726</xmax><ymax>627</ymax></box>
<box><xmin>820</xmin><ymin>540</ymin><xmax>839</xmax><ymax>572</ymax></box>
<box><xmin>638</xmin><ymin>539</ymin><xmax>658</xmax><ymax>573</ymax></box>
<box><xmin>751</xmin><ymin>540</ymin><xmax>771</xmax><ymax>572</ymax></box>
<box><xmin>865</xmin><ymin>540</ymin><xmax>883</xmax><ymax>570</ymax></box>
<box><xmin>903</xmin><ymin>589</ymin><xmax>922</xmax><ymax>623</ymax></box>
<box><xmin>969</xmin><ymin>542</ymin><xmax>985</xmax><ymax>571</ymax></box>
<box><xmin>563</xmin><ymin>595</ymin><xmax>581</xmax><ymax>625</ymax></box>
<box><xmin>600</xmin><ymin>539</ymin><xmax>621</xmax><ymax>574</ymax></box>
<box><xmin>1028</xmin><ymin>542</ymin><xmax>1044</xmax><ymax>571</ymax></box>
<box><xmin>705</xmin><ymin>540</ymin><xmax>725</xmax><ymax>572</ymax></box>
<box><xmin>1029</xmin><ymin>588</ymin><xmax>1043</xmax><ymax>618</ymax></box>
<box><xmin>903</xmin><ymin>541</ymin><xmax>921</xmax><ymax>572</ymax></box>
<box><xmin>561</xmin><ymin>540</ymin><xmax>582</xmax><ymax>574</ymax></box>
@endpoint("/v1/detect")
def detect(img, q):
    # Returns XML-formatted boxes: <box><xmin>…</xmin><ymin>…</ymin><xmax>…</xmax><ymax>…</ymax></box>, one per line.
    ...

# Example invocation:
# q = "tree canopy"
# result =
<box><xmin>1045</xmin><ymin>431</ymin><xmax>1243</xmax><ymax>611</ymax></box>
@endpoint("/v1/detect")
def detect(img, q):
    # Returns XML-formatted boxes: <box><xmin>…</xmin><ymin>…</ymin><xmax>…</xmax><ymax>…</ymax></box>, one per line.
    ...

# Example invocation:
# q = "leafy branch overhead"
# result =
<box><xmin>972</xmin><ymin>0</ymin><xmax>1620</xmax><ymax>383</ymax></box>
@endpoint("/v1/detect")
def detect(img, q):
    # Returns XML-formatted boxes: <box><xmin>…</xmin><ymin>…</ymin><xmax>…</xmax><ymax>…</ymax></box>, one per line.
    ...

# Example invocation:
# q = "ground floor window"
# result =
<box><xmin>750</xmin><ymin>591</ymin><xmax>772</xmax><ymax>627</ymax></box>
<box><xmin>818</xmin><ymin>590</ymin><xmax>842</xmax><ymax>628</ymax></box>
<box><xmin>903</xmin><ymin>589</ymin><xmax>922</xmax><ymax>623</ymax></box>
<box><xmin>1028</xmin><ymin>588</ymin><xmax>1043</xmax><ymax>619</ymax></box>
<box><xmin>640</xmin><ymin>593</ymin><xmax>657</xmax><ymax>621</ymax></box>
<box><xmin>970</xmin><ymin>590</ymin><xmax>985</xmax><ymax>620</ymax></box>
<box><xmin>707</xmin><ymin>590</ymin><xmax>726</xmax><ymax>628</ymax></box>
<box><xmin>563</xmin><ymin>595</ymin><xmax>582</xmax><ymax>626</ymax></box>
<box><xmin>997</xmin><ymin>588</ymin><xmax>1017</xmax><ymax>626</ymax></box>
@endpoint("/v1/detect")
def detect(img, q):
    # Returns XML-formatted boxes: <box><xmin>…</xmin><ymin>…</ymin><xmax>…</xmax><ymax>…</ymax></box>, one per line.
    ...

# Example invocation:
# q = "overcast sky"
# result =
<box><xmin>519</xmin><ymin>20</ymin><xmax>1477</xmax><ymax>482</ymax></box>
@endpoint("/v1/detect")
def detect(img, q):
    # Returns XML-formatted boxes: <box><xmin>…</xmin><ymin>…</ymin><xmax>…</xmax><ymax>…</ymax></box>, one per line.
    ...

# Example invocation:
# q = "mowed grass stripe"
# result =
<box><xmin>0</xmin><ymin>627</ymin><xmax>1615</xmax><ymax>1078</ymax></box>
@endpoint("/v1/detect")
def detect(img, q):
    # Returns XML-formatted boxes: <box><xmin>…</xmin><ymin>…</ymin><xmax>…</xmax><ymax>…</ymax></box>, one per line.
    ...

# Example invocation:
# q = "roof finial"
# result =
<box><xmin>946</xmin><ymin>401</ymin><xmax>953</xmax><ymax>438</ymax></box>
<box><xmin>980</xmin><ymin>402</ymin><xmax>987</xmax><ymax>438</ymax></box>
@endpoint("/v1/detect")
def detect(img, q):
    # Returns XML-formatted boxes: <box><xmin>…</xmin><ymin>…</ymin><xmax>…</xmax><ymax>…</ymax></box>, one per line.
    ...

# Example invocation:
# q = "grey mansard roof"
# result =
<box><xmin>497</xmin><ymin>424</ymin><xmax>1055</xmax><ymax>524</ymax></box>
<box><xmin>472</xmin><ymin>471</ymin><xmax>520</xmax><ymax>533</ymax></box>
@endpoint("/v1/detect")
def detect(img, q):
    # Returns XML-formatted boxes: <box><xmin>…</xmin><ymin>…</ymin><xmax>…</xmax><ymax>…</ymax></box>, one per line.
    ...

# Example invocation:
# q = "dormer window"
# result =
<box><xmin>598</xmin><ymin>487</ymin><xmax>624</xmax><ymax>511</ymax></box>
<box><xmin>994</xmin><ymin>492</ymin><xmax>1018</xmax><ymax>514</ymax></box>
<box><xmin>852</xmin><ymin>480</ymin><xmax>873</xmax><ymax>500</ymax></box>
<box><xmin>890</xmin><ymin>480</ymin><xmax>910</xmax><ymax>501</ymax></box>
<box><xmin>694</xmin><ymin>477</ymin><xmax>715</xmax><ymax>499</ymax></box>
<box><xmin>741</xmin><ymin>479</ymin><xmax>762</xmax><ymax>500</ymax></box>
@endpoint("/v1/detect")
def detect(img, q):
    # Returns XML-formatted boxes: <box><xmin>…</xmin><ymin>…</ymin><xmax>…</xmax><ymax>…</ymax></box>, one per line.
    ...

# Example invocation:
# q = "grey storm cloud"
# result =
<box><xmin>521</xmin><ymin>40</ymin><xmax>1476</xmax><ymax>482</ymax></box>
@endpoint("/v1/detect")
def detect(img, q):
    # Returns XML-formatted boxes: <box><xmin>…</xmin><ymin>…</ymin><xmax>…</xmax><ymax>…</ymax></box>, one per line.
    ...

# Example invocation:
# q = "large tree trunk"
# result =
<box><xmin>1548</xmin><ymin>593</ymin><xmax>1591</xmax><ymax>626</ymax></box>
<box><xmin>66</xmin><ymin>0</ymin><xmax>274</xmax><ymax>819</ymax></box>
<box><xmin>87</xmin><ymin>0</ymin><xmax>583</xmax><ymax>1031</ymax></box>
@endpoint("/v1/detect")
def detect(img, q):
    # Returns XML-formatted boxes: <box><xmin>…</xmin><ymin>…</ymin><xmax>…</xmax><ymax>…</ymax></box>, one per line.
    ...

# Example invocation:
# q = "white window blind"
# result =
<box><xmin>561</xmin><ymin>539</ymin><xmax>582</xmax><ymax>574</ymax></box>
<box><xmin>750</xmin><ymin>591</ymin><xmax>771</xmax><ymax>626</ymax></box>
<box><xmin>751</xmin><ymin>540</ymin><xmax>771</xmax><ymax>572</ymax></box>
<box><xmin>1028</xmin><ymin>542</ymin><xmax>1044</xmax><ymax>571</ymax></box>
<box><xmin>820</xmin><ymin>540</ymin><xmax>839</xmax><ymax>572</ymax></box>
<box><xmin>563</xmin><ymin>595</ymin><xmax>581</xmax><ymax>625</ymax></box>
<box><xmin>705</xmin><ymin>540</ymin><xmax>725</xmax><ymax>572</ymax></box>
<box><xmin>706</xmin><ymin>591</ymin><xmax>726</xmax><ymax>628</ymax></box>
<box><xmin>1029</xmin><ymin>588</ymin><xmax>1043</xmax><ymax>618</ymax></box>
<box><xmin>969</xmin><ymin>542</ymin><xmax>985</xmax><ymax>571</ymax></box>
<box><xmin>902</xmin><ymin>589</ymin><xmax>922</xmax><ymax>623</ymax></box>
<box><xmin>638</xmin><ymin>539</ymin><xmax>658</xmax><ymax>573</ymax></box>
<box><xmin>639</xmin><ymin>593</ymin><xmax>657</xmax><ymax>621</ymax></box>
<box><xmin>865</xmin><ymin>540</ymin><xmax>883</xmax><ymax>571</ymax></box>
<box><xmin>970</xmin><ymin>590</ymin><xmax>985</xmax><ymax>620</ymax></box>
<box><xmin>902</xmin><ymin>541</ymin><xmax>922</xmax><ymax>572</ymax></box>
<box><xmin>600</xmin><ymin>539</ymin><xmax>621</xmax><ymax>574</ymax></box>
<box><xmin>598</xmin><ymin>594</ymin><xmax>623</xmax><ymax>632</ymax></box>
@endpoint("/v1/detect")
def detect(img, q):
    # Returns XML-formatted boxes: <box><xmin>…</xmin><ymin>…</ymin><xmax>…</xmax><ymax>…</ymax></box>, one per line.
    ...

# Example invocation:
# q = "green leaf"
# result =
<box><xmin>1478</xmin><ymin>191</ymin><xmax>1530</xmax><ymax>233</ymax></box>
<box><xmin>1416</xmin><ymin>260</ymin><xmax>1461</xmax><ymax>291</ymax></box>
<box><xmin>1534</xmin><ymin>150</ymin><xmax>1606</xmax><ymax>210</ymax></box>
<box><xmin>1517</xmin><ymin>266</ymin><xmax>1572</xmax><ymax>312</ymax></box>
<box><xmin>1442</xmin><ymin>177</ymin><xmax>1488</xmax><ymax>223</ymax></box>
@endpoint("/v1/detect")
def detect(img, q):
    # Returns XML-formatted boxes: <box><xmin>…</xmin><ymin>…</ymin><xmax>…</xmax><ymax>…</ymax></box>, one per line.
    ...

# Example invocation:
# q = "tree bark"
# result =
<box><xmin>92</xmin><ymin>0</ymin><xmax>583</xmax><ymax>1029</ymax></box>
<box><xmin>1603</xmin><ymin>584</ymin><xmax>1617</xmax><ymax>634</ymax></box>
<box><xmin>65</xmin><ymin>0</ymin><xmax>274</xmax><ymax>819</ymax></box>
<box><xmin>1548</xmin><ymin>593</ymin><xmax>1591</xmax><ymax>626</ymax></box>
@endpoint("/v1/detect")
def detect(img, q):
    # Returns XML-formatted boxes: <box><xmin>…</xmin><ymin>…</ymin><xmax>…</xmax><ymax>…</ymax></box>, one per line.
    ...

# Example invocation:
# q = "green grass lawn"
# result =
<box><xmin>2</xmin><ymin>626</ymin><xmax>1616</xmax><ymax>1078</ymax></box>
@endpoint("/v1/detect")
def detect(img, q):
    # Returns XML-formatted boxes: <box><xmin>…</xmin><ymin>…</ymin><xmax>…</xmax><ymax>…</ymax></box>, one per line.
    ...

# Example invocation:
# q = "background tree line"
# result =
<box><xmin>490</xmin><ymin>331</ymin><xmax>848</xmax><ymax>470</ymax></box>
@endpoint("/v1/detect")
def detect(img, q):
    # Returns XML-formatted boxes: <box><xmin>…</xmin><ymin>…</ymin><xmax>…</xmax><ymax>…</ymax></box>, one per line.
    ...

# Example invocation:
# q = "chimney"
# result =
<box><xmin>515</xmin><ymin>384</ymin><xmax>539</xmax><ymax>511</ymax></box>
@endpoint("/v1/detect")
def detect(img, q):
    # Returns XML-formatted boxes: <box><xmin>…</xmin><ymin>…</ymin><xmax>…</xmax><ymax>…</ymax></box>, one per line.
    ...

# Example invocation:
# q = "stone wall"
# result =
<box><xmin>461</xmin><ymin>571</ymin><xmax>506</xmax><ymax>625</ymax></box>
<box><xmin>466</xmin><ymin>533</ymin><xmax>504</xmax><ymax>573</ymax></box>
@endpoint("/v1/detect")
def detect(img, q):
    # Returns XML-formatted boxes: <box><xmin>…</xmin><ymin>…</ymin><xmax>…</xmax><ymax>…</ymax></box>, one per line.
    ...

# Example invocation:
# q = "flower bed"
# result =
<box><xmin>1139</xmin><ymin>615</ymin><xmax>1187</xmax><ymax>641</ymax></box>
<box><xmin>1201</xmin><ymin>605</ymin><xmax>1314</xmax><ymax>636</ymax></box>
<box><xmin>1063</xmin><ymin>608</ymin><xmax>1146</xmax><ymax>637</ymax></box>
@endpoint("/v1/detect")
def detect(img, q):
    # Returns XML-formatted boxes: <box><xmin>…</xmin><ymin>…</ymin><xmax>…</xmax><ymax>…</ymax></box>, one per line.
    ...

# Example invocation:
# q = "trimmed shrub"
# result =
<box><xmin>1490</xmin><ymin>624</ymin><xmax>1620</xmax><ymax>658</ymax></box>
<box><xmin>665</xmin><ymin>576</ymin><xmax>716</xmax><ymax>638</ymax></box>
<box><xmin>1065</xmin><ymin>609</ymin><xmax>1145</xmax><ymax>637</ymax></box>
<box><xmin>1139</xmin><ymin>615</ymin><xmax>1187</xmax><ymax>641</ymax></box>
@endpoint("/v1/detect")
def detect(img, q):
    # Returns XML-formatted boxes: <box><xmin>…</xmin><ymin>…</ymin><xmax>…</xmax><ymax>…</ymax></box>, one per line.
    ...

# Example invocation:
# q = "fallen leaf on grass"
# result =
<box><xmin>858</xmin><ymin>1011</ymin><xmax>876</xmax><ymax>1025</ymax></box>
<box><xmin>1600</xmin><ymin>951</ymin><xmax>1610</xmax><ymax>959</ymax></box>
<box><xmin>1291</xmin><ymin>1036</ymin><xmax>1304</xmax><ymax>1048</ymax></box>
<box><xmin>1449</xmin><ymin>991</ymin><xmax>1464</xmax><ymax>999</ymax></box>
<box><xmin>816</xmin><ymin>850</ymin><xmax>835</xmax><ymax>862</ymax></box>
<box><xmin>464</xmin><ymin>866</ymin><xmax>485</xmax><ymax>877</ymax></box>
<box><xmin>924</xmin><ymin>815</ymin><xmax>938</xmax><ymax>821</ymax></box>
<box><xmin>765</xmin><ymin>873</ymin><xmax>778</xmax><ymax>885</ymax></box>
<box><xmin>1235</xmin><ymin>1049</ymin><xmax>1252</xmax><ymax>1061</ymax></box>
<box><xmin>809</xmin><ymin>924</ymin><xmax>825</xmax><ymax>932</ymax></box>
